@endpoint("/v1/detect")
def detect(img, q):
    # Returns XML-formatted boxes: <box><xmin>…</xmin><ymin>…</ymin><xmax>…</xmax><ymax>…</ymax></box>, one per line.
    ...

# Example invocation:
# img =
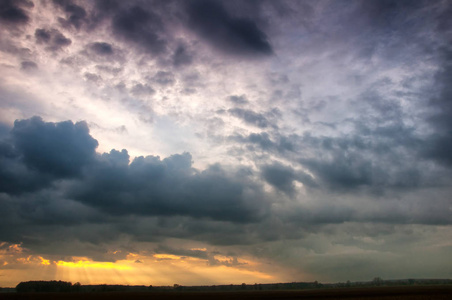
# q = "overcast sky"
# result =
<box><xmin>1</xmin><ymin>0</ymin><xmax>452</xmax><ymax>287</ymax></box>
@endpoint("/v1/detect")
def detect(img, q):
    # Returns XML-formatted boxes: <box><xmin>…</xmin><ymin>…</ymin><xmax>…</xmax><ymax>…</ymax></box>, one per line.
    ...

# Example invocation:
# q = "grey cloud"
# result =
<box><xmin>84</xmin><ymin>72</ymin><xmax>101</xmax><ymax>83</ymax></box>
<box><xmin>130</xmin><ymin>83</ymin><xmax>155</xmax><ymax>96</ymax></box>
<box><xmin>228</xmin><ymin>95</ymin><xmax>249</xmax><ymax>106</ymax></box>
<box><xmin>0</xmin><ymin>0</ymin><xmax>33</xmax><ymax>25</ymax></box>
<box><xmin>228</xmin><ymin>108</ymin><xmax>272</xmax><ymax>128</ymax></box>
<box><xmin>247</xmin><ymin>132</ymin><xmax>274</xmax><ymax>150</ymax></box>
<box><xmin>70</xmin><ymin>152</ymin><xmax>267</xmax><ymax>222</ymax></box>
<box><xmin>89</xmin><ymin>42</ymin><xmax>114</xmax><ymax>55</ymax></box>
<box><xmin>35</xmin><ymin>28</ymin><xmax>71</xmax><ymax>51</ymax></box>
<box><xmin>151</xmin><ymin>71</ymin><xmax>175</xmax><ymax>86</ymax></box>
<box><xmin>53</xmin><ymin>0</ymin><xmax>88</xmax><ymax>30</ymax></box>
<box><xmin>422</xmin><ymin>49</ymin><xmax>452</xmax><ymax>166</ymax></box>
<box><xmin>154</xmin><ymin>245</ymin><xmax>209</xmax><ymax>260</ymax></box>
<box><xmin>82</xmin><ymin>41</ymin><xmax>123</xmax><ymax>63</ymax></box>
<box><xmin>261</xmin><ymin>162</ymin><xmax>297</xmax><ymax>195</ymax></box>
<box><xmin>296</xmin><ymin>128</ymin><xmax>424</xmax><ymax>192</ymax></box>
<box><xmin>172</xmin><ymin>44</ymin><xmax>193</xmax><ymax>67</ymax></box>
<box><xmin>95</xmin><ymin>65</ymin><xmax>122</xmax><ymax>75</ymax></box>
<box><xmin>112</xmin><ymin>5</ymin><xmax>166</xmax><ymax>55</ymax></box>
<box><xmin>94</xmin><ymin>0</ymin><xmax>120</xmax><ymax>14</ymax></box>
<box><xmin>0</xmin><ymin>117</ymin><xmax>98</xmax><ymax>194</ymax></box>
<box><xmin>11</xmin><ymin>116</ymin><xmax>98</xmax><ymax>178</ymax></box>
<box><xmin>0</xmin><ymin>117</ymin><xmax>272</xmax><ymax>249</ymax></box>
<box><xmin>35</xmin><ymin>28</ymin><xmax>51</xmax><ymax>42</ymax></box>
<box><xmin>20</xmin><ymin>60</ymin><xmax>37</xmax><ymax>70</ymax></box>
<box><xmin>0</xmin><ymin>143</ymin><xmax>51</xmax><ymax>195</ymax></box>
<box><xmin>186</xmin><ymin>0</ymin><xmax>272</xmax><ymax>57</ymax></box>
<box><xmin>261</xmin><ymin>162</ymin><xmax>317</xmax><ymax>195</ymax></box>
<box><xmin>301</xmin><ymin>154</ymin><xmax>372</xmax><ymax>191</ymax></box>
<box><xmin>358</xmin><ymin>0</ymin><xmax>425</xmax><ymax>28</ymax></box>
<box><xmin>5</xmin><ymin>191</ymin><xmax>102</xmax><ymax>227</ymax></box>
<box><xmin>231</xmin><ymin>132</ymin><xmax>295</xmax><ymax>154</ymax></box>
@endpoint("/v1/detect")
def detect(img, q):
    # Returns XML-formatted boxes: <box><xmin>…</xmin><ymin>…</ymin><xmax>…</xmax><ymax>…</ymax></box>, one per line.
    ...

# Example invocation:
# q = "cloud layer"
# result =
<box><xmin>1</xmin><ymin>0</ymin><xmax>452</xmax><ymax>284</ymax></box>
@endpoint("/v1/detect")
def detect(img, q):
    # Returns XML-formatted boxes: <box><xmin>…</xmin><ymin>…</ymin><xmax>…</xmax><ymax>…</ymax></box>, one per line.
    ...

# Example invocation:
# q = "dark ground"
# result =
<box><xmin>1</xmin><ymin>286</ymin><xmax>452</xmax><ymax>300</ymax></box>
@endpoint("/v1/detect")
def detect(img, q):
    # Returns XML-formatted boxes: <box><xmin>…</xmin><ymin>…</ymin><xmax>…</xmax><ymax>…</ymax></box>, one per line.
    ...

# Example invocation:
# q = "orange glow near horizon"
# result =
<box><xmin>1</xmin><ymin>244</ymin><xmax>289</xmax><ymax>288</ymax></box>
<box><xmin>51</xmin><ymin>253</ymin><xmax>278</xmax><ymax>286</ymax></box>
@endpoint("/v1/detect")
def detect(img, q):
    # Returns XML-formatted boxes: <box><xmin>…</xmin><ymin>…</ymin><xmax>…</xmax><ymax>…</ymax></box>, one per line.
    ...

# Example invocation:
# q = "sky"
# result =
<box><xmin>1</xmin><ymin>0</ymin><xmax>452</xmax><ymax>288</ymax></box>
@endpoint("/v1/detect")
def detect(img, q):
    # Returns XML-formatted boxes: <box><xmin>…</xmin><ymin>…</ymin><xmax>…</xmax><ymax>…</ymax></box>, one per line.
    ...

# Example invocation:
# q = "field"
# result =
<box><xmin>1</xmin><ymin>286</ymin><xmax>452</xmax><ymax>300</ymax></box>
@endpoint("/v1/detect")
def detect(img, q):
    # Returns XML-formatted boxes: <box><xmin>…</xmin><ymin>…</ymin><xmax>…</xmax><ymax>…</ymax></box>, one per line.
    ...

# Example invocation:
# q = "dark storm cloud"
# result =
<box><xmin>0</xmin><ymin>0</ymin><xmax>33</xmax><ymax>25</ymax></box>
<box><xmin>186</xmin><ymin>0</ymin><xmax>272</xmax><ymax>57</ymax></box>
<box><xmin>0</xmin><ymin>140</ymin><xmax>51</xmax><ymax>194</ymax></box>
<box><xmin>70</xmin><ymin>152</ymin><xmax>266</xmax><ymax>222</ymax></box>
<box><xmin>261</xmin><ymin>162</ymin><xmax>297</xmax><ymax>195</ymax></box>
<box><xmin>11</xmin><ymin>116</ymin><xmax>98</xmax><ymax>178</ymax></box>
<box><xmin>35</xmin><ymin>28</ymin><xmax>72</xmax><ymax>51</ymax></box>
<box><xmin>112</xmin><ymin>5</ymin><xmax>166</xmax><ymax>55</ymax></box>
<box><xmin>0</xmin><ymin>117</ymin><xmax>275</xmax><ymax>256</ymax></box>
<box><xmin>35</xmin><ymin>28</ymin><xmax>51</xmax><ymax>42</ymax></box>
<box><xmin>53</xmin><ymin>0</ymin><xmax>88</xmax><ymax>29</ymax></box>
<box><xmin>0</xmin><ymin>117</ymin><xmax>268</xmax><ymax>224</ymax></box>
<box><xmin>0</xmin><ymin>117</ymin><xmax>98</xmax><ymax>194</ymax></box>
<box><xmin>301</xmin><ymin>154</ymin><xmax>372</xmax><ymax>191</ymax></box>
<box><xmin>422</xmin><ymin>49</ymin><xmax>452</xmax><ymax>166</ymax></box>
<box><xmin>261</xmin><ymin>162</ymin><xmax>317</xmax><ymax>195</ymax></box>
<box><xmin>359</xmin><ymin>0</ymin><xmax>424</xmax><ymax>27</ymax></box>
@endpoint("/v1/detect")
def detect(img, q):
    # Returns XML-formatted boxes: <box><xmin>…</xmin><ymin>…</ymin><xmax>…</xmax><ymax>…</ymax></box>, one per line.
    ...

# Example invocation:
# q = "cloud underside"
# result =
<box><xmin>1</xmin><ymin>116</ymin><xmax>451</xmax><ymax>248</ymax></box>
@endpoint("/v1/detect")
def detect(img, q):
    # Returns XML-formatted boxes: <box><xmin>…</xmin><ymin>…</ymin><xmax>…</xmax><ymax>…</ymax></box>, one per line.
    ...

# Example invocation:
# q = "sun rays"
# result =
<box><xmin>1</xmin><ymin>242</ymin><xmax>279</xmax><ymax>287</ymax></box>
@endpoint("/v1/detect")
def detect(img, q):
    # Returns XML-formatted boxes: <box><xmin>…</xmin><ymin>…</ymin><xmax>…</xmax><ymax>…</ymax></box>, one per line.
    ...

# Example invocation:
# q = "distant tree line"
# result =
<box><xmin>15</xmin><ymin>281</ymin><xmax>80</xmax><ymax>293</ymax></box>
<box><xmin>14</xmin><ymin>278</ymin><xmax>452</xmax><ymax>293</ymax></box>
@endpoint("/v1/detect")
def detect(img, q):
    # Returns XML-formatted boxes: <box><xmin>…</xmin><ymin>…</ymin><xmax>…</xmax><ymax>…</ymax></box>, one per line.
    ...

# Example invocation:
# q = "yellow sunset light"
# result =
<box><xmin>55</xmin><ymin>259</ymin><xmax>132</xmax><ymax>270</ymax></box>
<box><xmin>39</xmin><ymin>257</ymin><xmax>50</xmax><ymax>265</ymax></box>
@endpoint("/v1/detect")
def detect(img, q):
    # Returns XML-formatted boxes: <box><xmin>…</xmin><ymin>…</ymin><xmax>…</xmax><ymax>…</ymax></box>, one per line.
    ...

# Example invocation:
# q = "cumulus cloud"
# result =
<box><xmin>0</xmin><ymin>117</ymin><xmax>98</xmax><ymax>194</ymax></box>
<box><xmin>12</xmin><ymin>117</ymin><xmax>98</xmax><ymax>177</ymax></box>
<box><xmin>0</xmin><ymin>117</ymin><xmax>268</xmax><ymax>224</ymax></box>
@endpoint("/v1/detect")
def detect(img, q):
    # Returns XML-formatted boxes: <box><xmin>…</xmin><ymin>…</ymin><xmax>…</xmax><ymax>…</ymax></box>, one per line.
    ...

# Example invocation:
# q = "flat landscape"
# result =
<box><xmin>2</xmin><ymin>286</ymin><xmax>452</xmax><ymax>300</ymax></box>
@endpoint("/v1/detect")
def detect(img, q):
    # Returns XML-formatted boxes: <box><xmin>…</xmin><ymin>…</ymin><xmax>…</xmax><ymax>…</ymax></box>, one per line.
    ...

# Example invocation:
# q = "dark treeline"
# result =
<box><xmin>12</xmin><ymin>278</ymin><xmax>452</xmax><ymax>293</ymax></box>
<box><xmin>15</xmin><ymin>281</ymin><xmax>79</xmax><ymax>293</ymax></box>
